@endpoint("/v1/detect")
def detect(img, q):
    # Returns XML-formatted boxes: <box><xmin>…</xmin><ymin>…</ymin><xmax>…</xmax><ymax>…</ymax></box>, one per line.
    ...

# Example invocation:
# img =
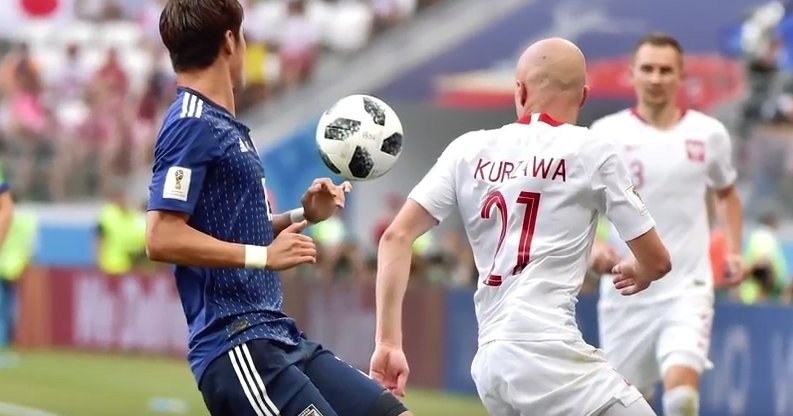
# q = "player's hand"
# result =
<box><xmin>265</xmin><ymin>221</ymin><xmax>316</xmax><ymax>270</ymax></box>
<box><xmin>723</xmin><ymin>254</ymin><xmax>747</xmax><ymax>286</ymax></box>
<box><xmin>369</xmin><ymin>344</ymin><xmax>409</xmax><ymax>398</ymax></box>
<box><xmin>301</xmin><ymin>178</ymin><xmax>352</xmax><ymax>223</ymax></box>
<box><xmin>589</xmin><ymin>241</ymin><xmax>620</xmax><ymax>274</ymax></box>
<box><xmin>611</xmin><ymin>260</ymin><xmax>651</xmax><ymax>296</ymax></box>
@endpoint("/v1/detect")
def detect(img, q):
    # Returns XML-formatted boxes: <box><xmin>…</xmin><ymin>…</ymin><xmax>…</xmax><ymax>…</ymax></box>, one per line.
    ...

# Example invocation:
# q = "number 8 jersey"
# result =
<box><xmin>408</xmin><ymin>113</ymin><xmax>655</xmax><ymax>346</ymax></box>
<box><xmin>590</xmin><ymin>109</ymin><xmax>737</xmax><ymax>307</ymax></box>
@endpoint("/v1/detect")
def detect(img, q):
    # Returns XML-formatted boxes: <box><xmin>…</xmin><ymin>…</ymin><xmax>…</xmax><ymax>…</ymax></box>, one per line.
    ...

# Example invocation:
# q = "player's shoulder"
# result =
<box><xmin>682</xmin><ymin>109</ymin><xmax>729</xmax><ymax>134</ymax></box>
<box><xmin>163</xmin><ymin>91</ymin><xmax>211</xmax><ymax>126</ymax></box>
<box><xmin>158</xmin><ymin>92</ymin><xmax>215</xmax><ymax>141</ymax></box>
<box><xmin>589</xmin><ymin>109</ymin><xmax>634</xmax><ymax>130</ymax></box>
<box><xmin>439</xmin><ymin>128</ymin><xmax>491</xmax><ymax>156</ymax></box>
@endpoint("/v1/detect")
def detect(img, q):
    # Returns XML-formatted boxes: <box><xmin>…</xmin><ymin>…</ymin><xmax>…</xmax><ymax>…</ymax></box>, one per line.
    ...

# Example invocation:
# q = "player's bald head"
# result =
<box><xmin>514</xmin><ymin>37</ymin><xmax>588</xmax><ymax>122</ymax></box>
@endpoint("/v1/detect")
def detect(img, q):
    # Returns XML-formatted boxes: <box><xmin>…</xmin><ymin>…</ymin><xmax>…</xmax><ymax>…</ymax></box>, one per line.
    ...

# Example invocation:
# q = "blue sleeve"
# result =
<box><xmin>147</xmin><ymin>117</ymin><xmax>221</xmax><ymax>215</ymax></box>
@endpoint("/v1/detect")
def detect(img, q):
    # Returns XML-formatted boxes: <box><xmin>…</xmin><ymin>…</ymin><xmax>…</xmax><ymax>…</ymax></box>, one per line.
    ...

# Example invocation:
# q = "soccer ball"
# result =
<box><xmin>315</xmin><ymin>94</ymin><xmax>403</xmax><ymax>181</ymax></box>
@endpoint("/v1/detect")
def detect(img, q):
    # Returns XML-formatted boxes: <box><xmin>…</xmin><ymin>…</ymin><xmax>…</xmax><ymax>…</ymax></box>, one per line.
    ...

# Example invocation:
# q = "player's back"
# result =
<box><xmin>433</xmin><ymin>114</ymin><xmax>611</xmax><ymax>345</ymax></box>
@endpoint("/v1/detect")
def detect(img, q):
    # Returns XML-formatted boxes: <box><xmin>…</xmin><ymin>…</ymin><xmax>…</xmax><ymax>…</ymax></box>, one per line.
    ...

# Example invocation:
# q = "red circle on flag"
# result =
<box><xmin>21</xmin><ymin>0</ymin><xmax>59</xmax><ymax>17</ymax></box>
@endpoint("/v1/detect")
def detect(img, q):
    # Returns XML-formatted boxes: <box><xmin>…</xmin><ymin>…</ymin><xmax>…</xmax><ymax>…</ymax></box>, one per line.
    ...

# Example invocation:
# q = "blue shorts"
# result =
<box><xmin>199</xmin><ymin>338</ymin><xmax>408</xmax><ymax>416</ymax></box>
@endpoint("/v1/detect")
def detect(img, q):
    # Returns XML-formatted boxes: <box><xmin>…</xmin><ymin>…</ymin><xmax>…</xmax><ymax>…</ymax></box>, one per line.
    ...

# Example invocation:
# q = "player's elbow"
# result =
<box><xmin>145</xmin><ymin>216</ymin><xmax>173</xmax><ymax>262</ymax></box>
<box><xmin>380</xmin><ymin>225</ymin><xmax>412</xmax><ymax>250</ymax></box>
<box><xmin>145</xmin><ymin>231</ymin><xmax>167</xmax><ymax>262</ymax></box>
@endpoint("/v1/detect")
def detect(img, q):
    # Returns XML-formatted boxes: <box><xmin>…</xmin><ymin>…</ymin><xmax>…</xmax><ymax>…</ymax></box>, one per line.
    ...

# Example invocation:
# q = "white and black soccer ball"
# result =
<box><xmin>315</xmin><ymin>94</ymin><xmax>403</xmax><ymax>181</ymax></box>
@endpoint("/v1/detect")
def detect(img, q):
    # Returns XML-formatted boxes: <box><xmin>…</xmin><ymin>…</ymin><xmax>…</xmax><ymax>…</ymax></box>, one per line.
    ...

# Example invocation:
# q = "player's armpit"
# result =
<box><xmin>623</xmin><ymin>227</ymin><xmax>671</xmax><ymax>283</ymax></box>
<box><xmin>145</xmin><ymin>210</ymin><xmax>247</xmax><ymax>268</ymax></box>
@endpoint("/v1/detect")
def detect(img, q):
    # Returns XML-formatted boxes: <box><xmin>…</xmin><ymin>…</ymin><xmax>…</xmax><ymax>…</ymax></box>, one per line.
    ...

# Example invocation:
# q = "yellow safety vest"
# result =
<box><xmin>97</xmin><ymin>204</ymin><xmax>145</xmax><ymax>275</ymax></box>
<box><xmin>0</xmin><ymin>211</ymin><xmax>36</xmax><ymax>281</ymax></box>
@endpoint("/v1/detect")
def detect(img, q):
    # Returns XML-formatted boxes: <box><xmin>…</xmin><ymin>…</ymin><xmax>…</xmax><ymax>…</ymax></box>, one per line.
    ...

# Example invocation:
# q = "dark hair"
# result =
<box><xmin>159</xmin><ymin>0</ymin><xmax>244</xmax><ymax>72</ymax></box>
<box><xmin>633</xmin><ymin>32</ymin><xmax>685</xmax><ymax>57</ymax></box>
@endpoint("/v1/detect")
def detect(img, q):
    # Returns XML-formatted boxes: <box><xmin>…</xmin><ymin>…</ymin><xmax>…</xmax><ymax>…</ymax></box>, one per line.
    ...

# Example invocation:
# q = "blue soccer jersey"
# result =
<box><xmin>147</xmin><ymin>88</ymin><xmax>301</xmax><ymax>382</ymax></box>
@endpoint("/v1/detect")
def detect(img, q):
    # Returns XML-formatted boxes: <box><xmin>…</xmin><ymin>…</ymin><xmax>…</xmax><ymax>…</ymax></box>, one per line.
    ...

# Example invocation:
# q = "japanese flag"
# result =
<box><xmin>0</xmin><ymin>0</ymin><xmax>74</xmax><ymax>38</ymax></box>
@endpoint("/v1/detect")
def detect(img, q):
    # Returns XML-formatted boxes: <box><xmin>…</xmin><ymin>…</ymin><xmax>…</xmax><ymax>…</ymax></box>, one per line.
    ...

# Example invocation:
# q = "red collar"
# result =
<box><xmin>630</xmin><ymin>107</ymin><xmax>688</xmax><ymax>126</ymax></box>
<box><xmin>516</xmin><ymin>113</ymin><xmax>564</xmax><ymax>126</ymax></box>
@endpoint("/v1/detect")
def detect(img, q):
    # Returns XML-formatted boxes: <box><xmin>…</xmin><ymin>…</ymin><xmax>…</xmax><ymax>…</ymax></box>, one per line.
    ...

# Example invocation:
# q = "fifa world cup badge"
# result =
<box><xmin>164</xmin><ymin>166</ymin><xmax>191</xmax><ymax>201</ymax></box>
<box><xmin>174</xmin><ymin>169</ymin><xmax>185</xmax><ymax>190</ymax></box>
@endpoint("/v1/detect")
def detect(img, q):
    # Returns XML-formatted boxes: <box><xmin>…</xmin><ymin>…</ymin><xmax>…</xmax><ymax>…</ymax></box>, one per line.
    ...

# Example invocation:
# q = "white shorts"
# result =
<box><xmin>597</xmin><ymin>290</ymin><xmax>714</xmax><ymax>392</ymax></box>
<box><xmin>471</xmin><ymin>339</ymin><xmax>643</xmax><ymax>416</ymax></box>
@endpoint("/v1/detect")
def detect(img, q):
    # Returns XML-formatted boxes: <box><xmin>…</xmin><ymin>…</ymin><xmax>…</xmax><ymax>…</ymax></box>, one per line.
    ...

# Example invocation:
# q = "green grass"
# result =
<box><xmin>0</xmin><ymin>350</ymin><xmax>487</xmax><ymax>416</ymax></box>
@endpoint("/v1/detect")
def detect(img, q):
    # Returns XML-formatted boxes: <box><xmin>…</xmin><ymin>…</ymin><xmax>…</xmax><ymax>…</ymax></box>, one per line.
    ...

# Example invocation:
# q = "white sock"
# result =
<box><xmin>662</xmin><ymin>386</ymin><xmax>699</xmax><ymax>416</ymax></box>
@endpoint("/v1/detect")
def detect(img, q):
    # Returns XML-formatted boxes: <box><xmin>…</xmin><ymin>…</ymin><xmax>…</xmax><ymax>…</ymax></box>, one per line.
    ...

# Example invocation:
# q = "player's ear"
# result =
<box><xmin>515</xmin><ymin>81</ymin><xmax>527</xmax><ymax>107</ymax></box>
<box><xmin>580</xmin><ymin>85</ymin><xmax>589</xmax><ymax>108</ymax></box>
<box><xmin>223</xmin><ymin>30</ymin><xmax>235</xmax><ymax>56</ymax></box>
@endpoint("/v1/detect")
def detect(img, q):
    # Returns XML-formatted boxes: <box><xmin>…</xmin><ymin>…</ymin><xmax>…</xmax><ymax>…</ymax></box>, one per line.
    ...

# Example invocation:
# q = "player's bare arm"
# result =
<box><xmin>270</xmin><ymin>178</ymin><xmax>353</xmax><ymax>236</ymax></box>
<box><xmin>146</xmin><ymin>210</ymin><xmax>316</xmax><ymax>270</ymax></box>
<box><xmin>611</xmin><ymin>228</ymin><xmax>671</xmax><ymax>295</ymax></box>
<box><xmin>713</xmin><ymin>184</ymin><xmax>745</xmax><ymax>283</ymax></box>
<box><xmin>370</xmin><ymin>199</ymin><xmax>437</xmax><ymax>398</ymax></box>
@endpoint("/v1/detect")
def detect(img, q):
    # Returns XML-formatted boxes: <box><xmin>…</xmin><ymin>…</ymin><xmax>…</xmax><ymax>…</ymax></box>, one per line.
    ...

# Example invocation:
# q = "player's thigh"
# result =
<box><xmin>480</xmin><ymin>340</ymin><xmax>643</xmax><ymax>416</ymax></box>
<box><xmin>598</xmin><ymin>303</ymin><xmax>662</xmax><ymax>391</ymax></box>
<box><xmin>199</xmin><ymin>343</ymin><xmax>338</xmax><ymax>416</ymax></box>
<box><xmin>470</xmin><ymin>343</ymin><xmax>520</xmax><ymax>416</ymax></box>
<box><xmin>302</xmin><ymin>343</ymin><xmax>409</xmax><ymax>416</ymax></box>
<box><xmin>656</xmin><ymin>290</ymin><xmax>714</xmax><ymax>380</ymax></box>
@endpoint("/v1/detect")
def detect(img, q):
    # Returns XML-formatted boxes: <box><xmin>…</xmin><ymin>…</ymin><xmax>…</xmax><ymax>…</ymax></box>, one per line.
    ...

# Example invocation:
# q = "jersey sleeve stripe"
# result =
<box><xmin>179</xmin><ymin>93</ymin><xmax>206</xmax><ymax>119</ymax></box>
<box><xmin>196</xmin><ymin>98</ymin><xmax>204</xmax><ymax>118</ymax></box>
<box><xmin>187</xmin><ymin>94</ymin><xmax>197</xmax><ymax>118</ymax></box>
<box><xmin>180</xmin><ymin>93</ymin><xmax>190</xmax><ymax>118</ymax></box>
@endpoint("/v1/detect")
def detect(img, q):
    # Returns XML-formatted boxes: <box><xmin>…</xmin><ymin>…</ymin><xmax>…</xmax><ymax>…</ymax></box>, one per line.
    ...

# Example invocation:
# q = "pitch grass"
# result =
<box><xmin>0</xmin><ymin>349</ymin><xmax>488</xmax><ymax>416</ymax></box>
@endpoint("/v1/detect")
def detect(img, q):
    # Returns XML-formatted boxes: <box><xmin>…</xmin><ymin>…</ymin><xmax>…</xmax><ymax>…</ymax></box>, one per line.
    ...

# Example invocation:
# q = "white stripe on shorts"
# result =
<box><xmin>228</xmin><ymin>346</ymin><xmax>272</xmax><ymax>416</ymax></box>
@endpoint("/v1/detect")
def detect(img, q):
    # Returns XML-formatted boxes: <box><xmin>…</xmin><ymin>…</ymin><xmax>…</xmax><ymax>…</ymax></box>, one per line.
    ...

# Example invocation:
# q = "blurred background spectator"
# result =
<box><xmin>0</xmin><ymin>0</ymin><xmax>440</xmax><ymax>203</ymax></box>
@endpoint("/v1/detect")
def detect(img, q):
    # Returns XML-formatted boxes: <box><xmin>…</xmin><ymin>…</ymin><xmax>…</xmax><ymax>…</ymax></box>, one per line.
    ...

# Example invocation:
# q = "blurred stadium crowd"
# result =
<box><xmin>0</xmin><ymin>0</ymin><xmax>439</xmax><ymax>202</ymax></box>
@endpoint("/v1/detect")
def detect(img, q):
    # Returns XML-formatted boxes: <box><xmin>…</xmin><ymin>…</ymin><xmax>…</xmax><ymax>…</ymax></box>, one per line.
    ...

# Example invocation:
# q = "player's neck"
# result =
<box><xmin>634</xmin><ymin>104</ymin><xmax>682</xmax><ymax>130</ymax></box>
<box><xmin>519</xmin><ymin>103</ymin><xmax>577</xmax><ymax>125</ymax></box>
<box><xmin>176</xmin><ymin>70</ymin><xmax>236</xmax><ymax>116</ymax></box>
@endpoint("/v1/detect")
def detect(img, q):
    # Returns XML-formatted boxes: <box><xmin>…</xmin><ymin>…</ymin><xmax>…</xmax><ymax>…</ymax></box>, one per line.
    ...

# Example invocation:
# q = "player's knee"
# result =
<box><xmin>367</xmin><ymin>391</ymin><xmax>409</xmax><ymax>416</ymax></box>
<box><xmin>662</xmin><ymin>386</ymin><xmax>699</xmax><ymax>416</ymax></box>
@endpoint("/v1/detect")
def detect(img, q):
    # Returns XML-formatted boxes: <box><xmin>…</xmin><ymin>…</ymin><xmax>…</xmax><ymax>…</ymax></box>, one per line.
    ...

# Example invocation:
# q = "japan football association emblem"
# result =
<box><xmin>685</xmin><ymin>139</ymin><xmax>705</xmax><ymax>162</ymax></box>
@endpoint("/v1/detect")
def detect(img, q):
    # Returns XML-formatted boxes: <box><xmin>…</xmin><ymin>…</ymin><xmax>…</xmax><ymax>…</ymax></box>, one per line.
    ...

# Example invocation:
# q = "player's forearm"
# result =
<box><xmin>146</xmin><ymin>213</ymin><xmax>248</xmax><ymax>268</ymax></box>
<box><xmin>273</xmin><ymin>209</ymin><xmax>307</xmax><ymax>236</ymax></box>
<box><xmin>0</xmin><ymin>194</ymin><xmax>15</xmax><ymax>247</ymax></box>
<box><xmin>715</xmin><ymin>187</ymin><xmax>743</xmax><ymax>255</ymax></box>
<box><xmin>374</xmin><ymin>228</ymin><xmax>413</xmax><ymax>348</ymax></box>
<box><xmin>272</xmin><ymin>213</ymin><xmax>293</xmax><ymax>236</ymax></box>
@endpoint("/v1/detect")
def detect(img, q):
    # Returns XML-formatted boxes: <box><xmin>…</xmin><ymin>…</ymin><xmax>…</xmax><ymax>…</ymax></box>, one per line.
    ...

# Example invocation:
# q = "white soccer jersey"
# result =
<box><xmin>591</xmin><ymin>109</ymin><xmax>737</xmax><ymax>305</ymax></box>
<box><xmin>409</xmin><ymin>113</ymin><xmax>655</xmax><ymax>346</ymax></box>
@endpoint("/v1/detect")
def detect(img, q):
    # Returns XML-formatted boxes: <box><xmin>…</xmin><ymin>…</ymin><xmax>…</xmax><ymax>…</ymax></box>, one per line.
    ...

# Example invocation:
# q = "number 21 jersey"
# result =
<box><xmin>408</xmin><ymin>113</ymin><xmax>655</xmax><ymax>346</ymax></box>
